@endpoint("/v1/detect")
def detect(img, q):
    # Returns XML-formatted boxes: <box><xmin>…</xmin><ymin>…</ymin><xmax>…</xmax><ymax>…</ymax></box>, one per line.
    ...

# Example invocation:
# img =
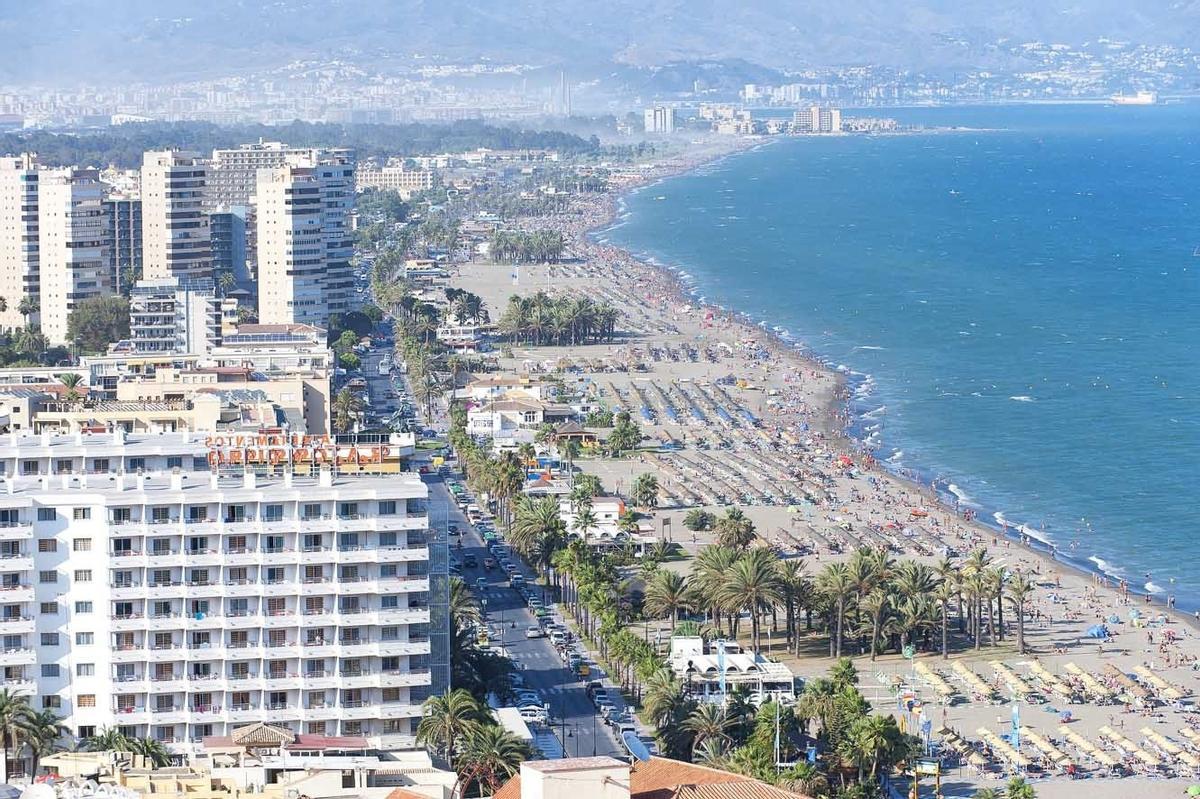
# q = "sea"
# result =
<box><xmin>600</xmin><ymin>103</ymin><xmax>1200</xmax><ymax>605</ymax></box>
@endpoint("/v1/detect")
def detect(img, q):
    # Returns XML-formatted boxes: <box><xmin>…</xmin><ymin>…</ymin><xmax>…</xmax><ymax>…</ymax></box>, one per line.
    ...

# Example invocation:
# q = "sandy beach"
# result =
<box><xmin>445</xmin><ymin>136</ymin><xmax>1200</xmax><ymax>796</ymax></box>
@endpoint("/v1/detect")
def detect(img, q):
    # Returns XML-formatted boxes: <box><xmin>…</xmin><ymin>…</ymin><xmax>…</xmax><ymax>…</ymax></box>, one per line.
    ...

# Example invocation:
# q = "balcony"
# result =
<box><xmin>0</xmin><ymin>523</ymin><xmax>32</xmax><ymax>541</ymax></box>
<box><xmin>374</xmin><ymin>733</ymin><xmax>417</xmax><ymax>751</ymax></box>
<box><xmin>378</xmin><ymin>546</ymin><xmax>430</xmax><ymax>563</ymax></box>
<box><xmin>0</xmin><ymin>616</ymin><xmax>34</xmax><ymax>636</ymax></box>
<box><xmin>0</xmin><ymin>555</ymin><xmax>33</xmax><ymax>573</ymax></box>
<box><xmin>0</xmin><ymin>678</ymin><xmax>34</xmax><ymax>696</ymax></box>
<box><xmin>0</xmin><ymin>585</ymin><xmax>33</xmax><ymax>603</ymax></box>
<box><xmin>379</xmin><ymin>670</ymin><xmax>432</xmax><ymax>689</ymax></box>
<box><xmin>379</xmin><ymin>703</ymin><xmax>425</xmax><ymax>719</ymax></box>
<box><xmin>0</xmin><ymin>648</ymin><xmax>36</xmax><ymax>667</ymax></box>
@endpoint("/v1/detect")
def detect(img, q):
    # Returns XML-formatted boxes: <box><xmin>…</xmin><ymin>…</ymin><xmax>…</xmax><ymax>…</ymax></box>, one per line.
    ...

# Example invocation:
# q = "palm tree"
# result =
<box><xmin>691</xmin><ymin>546</ymin><xmax>739</xmax><ymax>634</ymax></box>
<box><xmin>713</xmin><ymin>507</ymin><xmax>755</xmax><ymax>551</ymax></box>
<box><xmin>508</xmin><ymin>496</ymin><xmax>567</xmax><ymax>581</ymax></box>
<box><xmin>644</xmin><ymin>570</ymin><xmax>690</xmax><ymax>630</ymax></box>
<box><xmin>572</xmin><ymin>503</ymin><xmax>598</xmax><ymax>546</ymax></box>
<box><xmin>450</xmin><ymin>577</ymin><xmax>483</xmax><ymax>629</ymax></box>
<box><xmin>1004</xmin><ymin>776</ymin><xmax>1037</xmax><ymax>799</ymax></box>
<box><xmin>841</xmin><ymin>714</ymin><xmax>910</xmax><ymax>782</ymax></box>
<box><xmin>128</xmin><ymin>737</ymin><xmax>171</xmax><ymax>767</ymax></box>
<box><xmin>57</xmin><ymin>373</ymin><xmax>84</xmax><ymax>403</ymax></box>
<box><xmin>720</xmin><ymin>548</ymin><xmax>784</xmax><ymax>652</ymax></box>
<box><xmin>0</xmin><ymin>690</ymin><xmax>32</xmax><ymax>781</ymax></box>
<box><xmin>631</xmin><ymin>473</ymin><xmax>660</xmax><ymax>510</ymax></box>
<box><xmin>817</xmin><ymin>562</ymin><xmax>855</xmax><ymax>658</ymax></box>
<box><xmin>1005</xmin><ymin>573</ymin><xmax>1036</xmax><ymax>655</ymax></box>
<box><xmin>24</xmin><ymin>709</ymin><xmax>66</xmax><ymax>777</ymax></box>
<box><xmin>682</xmin><ymin>703</ymin><xmax>734</xmax><ymax>754</ymax></box>
<box><xmin>416</xmin><ymin>689</ymin><xmax>485</xmax><ymax>768</ymax></box>
<box><xmin>332</xmin><ymin>387</ymin><xmax>364</xmax><ymax>433</ymax></box>
<box><xmin>84</xmin><ymin>726</ymin><xmax>131</xmax><ymax>754</ymax></box>
<box><xmin>16</xmin><ymin>296</ymin><xmax>36</xmax><ymax>325</ymax></box>
<box><xmin>456</xmin><ymin>724</ymin><xmax>532</xmax><ymax>797</ymax></box>
<box><xmin>859</xmin><ymin>588</ymin><xmax>890</xmax><ymax>661</ymax></box>
<box><xmin>932</xmin><ymin>581</ymin><xmax>955</xmax><ymax>659</ymax></box>
<box><xmin>641</xmin><ymin>669</ymin><xmax>687</xmax><ymax>730</ymax></box>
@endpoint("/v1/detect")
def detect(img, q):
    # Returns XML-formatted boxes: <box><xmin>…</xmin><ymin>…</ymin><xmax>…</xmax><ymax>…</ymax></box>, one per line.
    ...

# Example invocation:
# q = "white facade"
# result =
<box><xmin>38</xmin><ymin>167</ymin><xmax>110</xmax><ymax>345</ymax></box>
<box><xmin>255</xmin><ymin>156</ymin><xmax>354</xmax><ymax>328</ymax></box>
<box><xmin>355</xmin><ymin>164</ymin><xmax>436</xmax><ymax>199</ymax></box>
<box><xmin>209</xmin><ymin>141</ymin><xmax>352</xmax><ymax>209</ymax></box>
<box><xmin>0</xmin><ymin>154</ymin><xmax>40</xmax><ymax>330</ymax></box>
<box><xmin>126</xmin><ymin>277</ymin><xmax>222</xmax><ymax>355</ymax></box>
<box><xmin>643</xmin><ymin>107</ymin><xmax>675</xmax><ymax>135</ymax></box>
<box><xmin>0</xmin><ymin>431</ymin><xmax>448</xmax><ymax>754</ymax></box>
<box><xmin>141</xmin><ymin>151</ymin><xmax>212</xmax><ymax>281</ymax></box>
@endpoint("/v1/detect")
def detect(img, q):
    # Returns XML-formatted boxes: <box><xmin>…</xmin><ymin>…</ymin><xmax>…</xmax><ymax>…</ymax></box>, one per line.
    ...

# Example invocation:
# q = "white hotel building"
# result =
<box><xmin>0</xmin><ymin>431</ymin><xmax>448</xmax><ymax>755</ymax></box>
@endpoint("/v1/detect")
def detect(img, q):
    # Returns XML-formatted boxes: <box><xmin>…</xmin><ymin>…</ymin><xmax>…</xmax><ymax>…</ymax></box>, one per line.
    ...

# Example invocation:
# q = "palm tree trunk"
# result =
<box><xmin>941</xmin><ymin>603</ymin><xmax>949</xmax><ymax>659</ymax></box>
<box><xmin>835</xmin><ymin>598</ymin><xmax>845</xmax><ymax>658</ymax></box>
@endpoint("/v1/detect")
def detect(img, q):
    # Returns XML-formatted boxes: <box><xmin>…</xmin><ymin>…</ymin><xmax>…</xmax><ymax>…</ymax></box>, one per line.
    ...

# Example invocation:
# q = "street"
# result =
<box><xmin>428</xmin><ymin>475</ymin><xmax>626</xmax><ymax>759</ymax></box>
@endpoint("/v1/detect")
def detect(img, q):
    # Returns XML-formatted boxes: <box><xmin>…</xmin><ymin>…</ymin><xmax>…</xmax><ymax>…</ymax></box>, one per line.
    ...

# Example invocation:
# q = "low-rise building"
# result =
<box><xmin>465</xmin><ymin>397</ymin><xmax>573</xmax><ymax>439</ymax></box>
<box><xmin>356</xmin><ymin>162</ymin><xmax>437</xmax><ymax>199</ymax></box>
<box><xmin>667</xmin><ymin>637</ymin><xmax>797</xmax><ymax>704</ymax></box>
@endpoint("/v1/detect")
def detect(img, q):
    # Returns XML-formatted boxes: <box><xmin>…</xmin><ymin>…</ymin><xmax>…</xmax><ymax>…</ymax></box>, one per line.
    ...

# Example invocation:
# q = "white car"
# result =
<box><xmin>525</xmin><ymin>626</ymin><xmax>546</xmax><ymax>639</ymax></box>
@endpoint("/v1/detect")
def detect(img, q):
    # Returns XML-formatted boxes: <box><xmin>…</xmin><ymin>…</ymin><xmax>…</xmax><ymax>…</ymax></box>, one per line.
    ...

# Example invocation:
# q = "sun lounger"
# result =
<box><xmin>990</xmin><ymin>661</ymin><xmax>1036</xmax><ymax>700</ymax></box>
<box><xmin>1100</xmin><ymin>725</ymin><xmax>1163</xmax><ymax>768</ymax></box>
<box><xmin>1140</xmin><ymin>727</ymin><xmax>1200</xmax><ymax>769</ymax></box>
<box><xmin>1133</xmin><ymin>665</ymin><xmax>1187</xmax><ymax>701</ymax></box>
<box><xmin>1027</xmin><ymin>661</ymin><xmax>1075</xmax><ymax>701</ymax></box>
<box><xmin>1064</xmin><ymin>662</ymin><xmax>1115</xmax><ymax>701</ymax></box>
<box><xmin>977</xmin><ymin>726</ymin><xmax>1032</xmax><ymax>769</ymax></box>
<box><xmin>1104</xmin><ymin>664</ymin><xmax>1152</xmax><ymax>701</ymax></box>
<box><xmin>951</xmin><ymin>660</ymin><xmax>998</xmax><ymax>701</ymax></box>
<box><xmin>914</xmin><ymin>661</ymin><xmax>959</xmax><ymax>701</ymax></box>
<box><xmin>1020</xmin><ymin>726</ymin><xmax>1073</xmax><ymax>768</ymax></box>
<box><xmin>1059</xmin><ymin>725</ymin><xmax>1119</xmax><ymax>768</ymax></box>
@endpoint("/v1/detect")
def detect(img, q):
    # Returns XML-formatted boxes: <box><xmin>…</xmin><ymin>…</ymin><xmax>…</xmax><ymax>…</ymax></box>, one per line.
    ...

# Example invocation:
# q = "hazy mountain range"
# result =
<box><xmin>3</xmin><ymin>0</ymin><xmax>1200</xmax><ymax>84</ymax></box>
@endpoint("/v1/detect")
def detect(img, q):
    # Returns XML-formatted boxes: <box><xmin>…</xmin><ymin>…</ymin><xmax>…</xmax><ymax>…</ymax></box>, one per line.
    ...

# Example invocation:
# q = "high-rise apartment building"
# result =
<box><xmin>355</xmin><ymin>163</ymin><xmax>436</xmax><ymax>199</ymax></box>
<box><xmin>0</xmin><ymin>154</ymin><xmax>40</xmax><ymax>330</ymax></box>
<box><xmin>208</xmin><ymin>141</ymin><xmax>352</xmax><ymax>209</ymax></box>
<box><xmin>0</xmin><ymin>431</ymin><xmax>447</xmax><ymax>754</ymax></box>
<box><xmin>141</xmin><ymin>151</ymin><xmax>212</xmax><ymax>281</ymax></box>
<box><xmin>643</xmin><ymin>106</ymin><xmax>675</xmax><ymax>134</ymax></box>
<box><xmin>126</xmin><ymin>277</ymin><xmax>223</xmax><ymax>355</ymax></box>
<box><xmin>103</xmin><ymin>195</ymin><xmax>142</xmax><ymax>295</ymax></box>
<box><xmin>38</xmin><ymin>167</ymin><xmax>109</xmax><ymax>345</ymax></box>
<box><xmin>255</xmin><ymin>154</ymin><xmax>355</xmax><ymax>328</ymax></box>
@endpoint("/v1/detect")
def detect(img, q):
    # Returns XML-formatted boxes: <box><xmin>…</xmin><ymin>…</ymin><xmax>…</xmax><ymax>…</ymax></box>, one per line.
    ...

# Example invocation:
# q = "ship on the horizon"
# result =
<box><xmin>1110</xmin><ymin>90</ymin><xmax>1158</xmax><ymax>105</ymax></box>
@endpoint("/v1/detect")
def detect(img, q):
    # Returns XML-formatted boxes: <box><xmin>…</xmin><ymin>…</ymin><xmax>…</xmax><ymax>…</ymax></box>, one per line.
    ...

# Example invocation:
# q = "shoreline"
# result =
<box><xmin>584</xmin><ymin>135</ymin><xmax>1200</xmax><ymax>632</ymax></box>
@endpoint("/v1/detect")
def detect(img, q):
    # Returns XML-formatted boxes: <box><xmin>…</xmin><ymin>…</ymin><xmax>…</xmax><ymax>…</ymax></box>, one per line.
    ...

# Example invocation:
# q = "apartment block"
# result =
<box><xmin>141</xmin><ymin>151</ymin><xmax>212</xmax><ymax>281</ymax></box>
<box><xmin>37</xmin><ymin>167</ymin><xmax>109</xmax><ymax>345</ymax></box>
<box><xmin>103</xmin><ymin>196</ymin><xmax>142</xmax><ymax>294</ymax></box>
<box><xmin>0</xmin><ymin>154</ymin><xmax>40</xmax><ymax>330</ymax></box>
<box><xmin>0</xmin><ymin>431</ymin><xmax>448</xmax><ymax>755</ymax></box>
<box><xmin>355</xmin><ymin>163</ymin><xmax>436</xmax><ymax>199</ymax></box>
<box><xmin>124</xmin><ymin>277</ymin><xmax>222</xmax><ymax>356</ymax></box>
<box><xmin>255</xmin><ymin>155</ymin><xmax>354</xmax><ymax>328</ymax></box>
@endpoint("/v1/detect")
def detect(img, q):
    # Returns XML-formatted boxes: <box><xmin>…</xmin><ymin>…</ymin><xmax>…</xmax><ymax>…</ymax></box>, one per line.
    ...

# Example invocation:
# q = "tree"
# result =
<box><xmin>333</xmin><ymin>388</ymin><xmax>364</xmax><ymax>433</ymax></box>
<box><xmin>644</xmin><ymin>570</ymin><xmax>691</xmax><ymax>630</ymax></box>
<box><xmin>840</xmin><ymin>714</ymin><xmax>914</xmax><ymax>782</ymax></box>
<box><xmin>605</xmin><ymin>411</ymin><xmax>641</xmax><ymax>455</ymax></box>
<box><xmin>714</xmin><ymin>507</ymin><xmax>756</xmax><ymax>551</ymax></box>
<box><xmin>818</xmin><ymin>562</ymin><xmax>855</xmax><ymax>658</ymax></box>
<box><xmin>66</xmin><ymin>295</ymin><xmax>130</xmax><ymax>354</ymax></box>
<box><xmin>416</xmin><ymin>689</ymin><xmax>485</xmax><ymax>768</ymax></box>
<box><xmin>829</xmin><ymin>657</ymin><xmax>859</xmax><ymax>690</ymax></box>
<box><xmin>0</xmin><ymin>689</ymin><xmax>32</xmax><ymax>781</ymax></box>
<box><xmin>683</xmin><ymin>509</ymin><xmax>716</xmax><ymax>531</ymax></box>
<box><xmin>16</xmin><ymin>296</ymin><xmax>36</xmax><ymax>325</ymax></box>
<box><xmin>57</xmin><ymin>373</ymin><xmax>84</xmax><ymax>402</ymax></box>
<box><xmin>128</xmin><ymin>737</ymin><xmax>171</xmax><ymax>767</ymax></box>
<box><xmin>682</xmin><ymin>703</ymin><xmax>734</xmax><ymax>755</ymax></box>
<box><xmin>1004</xmin><ymin>776</ymin><xmax>1038</xmax><ymax>799</ymax></box>
<box><xmin>1006</xmin><ymin>574</ymin><xmax>1036</xmax><ymax>655</ymax></box>
<box><xmin>509</xmin><ymin>496</ymin><xmax>567</xmax><ymax>581</ymax></box>
<box><xmin>456</xmin><ymin>723</ymin><xmax>532</xmax><ymax>797</ymax></box>
<box><xmin>631</xmin><ymin>473</ymin><xmax>660</xmax><ymax>510</ymax></box>
<box><xmin>719</xmin><ymin>549</ymin><xmax>784</xmax><ymax>652</ymax></box>
<box><xmin>339</xmin><ymin>351</ymin><xmax>361</xmax><ymax>371</ymax></box>
<box><xmin>572</xmin><ymin>503</ymin><xmax>598</xmax><ymax>546</ymax></box>
<box><xmin>24</xmin><ymin>709</ymin><xmax>66</xmax><ymax>777</ymax></box>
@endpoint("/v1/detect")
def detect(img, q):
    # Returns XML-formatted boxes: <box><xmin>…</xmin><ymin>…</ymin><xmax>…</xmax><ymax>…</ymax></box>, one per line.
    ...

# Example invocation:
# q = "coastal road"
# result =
<box><xmin>427</xmin><ymin>475</ymin><xmax>625</xmax><ymax>759</ymax></box>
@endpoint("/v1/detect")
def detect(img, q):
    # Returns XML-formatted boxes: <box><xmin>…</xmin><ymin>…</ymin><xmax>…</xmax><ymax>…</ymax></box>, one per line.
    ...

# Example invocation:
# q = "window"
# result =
<box><xmin>166</xmin><ymin>456</ymin><xmax>182</xmax><ymax>470</ymax></box>
<box><xmin>41</xmin><ymin>696</ymin><xmax>61</xmax><ymax>709</ymax></box>
<box><xmin>262</xmin><ymin>504</ymin><xmax>282</xmax><ymax>522</ymax></box>
<box><xmin>75</xmin><ymin>632</ymin><xmax>94</xmax><ymax>645</ymax></box>
<box><xmin>127</xmin><ymin>457</ymin><xmax>145</xmax><ymax>472</ymax></box>
<box><xmin>382</xmin><ymin>687</ymin><xmax>400</xmax><ymax>703</ymax></box>
<box><xmin>378</xmin><ymin>500</ymin><xmax>396</xmax><ymax>515</ymax></box>
<box><xmin>112</xmin><ymin>538</ymin><xmax>132</xmax><ymax>555</ymax></box>
<box><xmin>36</xmin><ymin>538</ymin><xmax>56</xmax><ymax>552</ymax></box>
<box><xmin>192</xmin><ymin>457</ymin><xmax>208</xmax><ymax>471</ymax></box>
<box><xmin>302</xmin><ymin>503</ymin><xmax>321</xmax><ymax>519</ymax></box>
<box><xmin>77</xmin><ymin>725</ymin><xmax>95</xmax><ymax>738</ymax></box>
<box><xmin>381</xmin><ymin>595</ymin><xmax>398</xmax><ymax>609</ymax></box>
<box><xmin>39</xmin><ymin>633</ymin><xmax>58</xmax><ymax>646</ymax></box>
<box><xmin>111</xmin><ymin>508</ymin><xmax>131</xmax><ymax>524</ymax></box>
<box><xmin>113</xmin><ymin>603</ymin><xmax>133</xmax><ymax>620</ymax></box>
<box><xmin>380</xmin><ymin>564</ymin><xmax>397</xmax><ymax>577</ymax></box>
<box><xmin>54</xmin><ymin>460</ymin><xmax>72</xmax><ymax>474</ymax></box>
<box><xmin>73</xmin><ymin>570</ymin><xmax>92</xmax><ymax>583</ymax></box>
<box><xmin>379</xmin><ymin>532</ymin><xmax>397</xmax><ymax>547</ymax></box>
<box><xmin>72</xmin><ymin>538</ymin><xmax>91</xmax><ymax>552</ymax></box>
<box><xmin>77</xmin><ymin>695</ymin><xmax>96</xmax><ymax>708</ymax></box>
<box><xmin>39</xmin><ymin>602</ymin><xmax>57</xmax><ymax>615</ymax></box>
<box><xmin>38</xmin><ymin>571</ymin><xmax>56</xmax><ymax>584</ymax></box>
<box><xmin>37</xmin><ymin>508</ymin><xmax>55</xmax><ymax>521</ymax></box>
<box><xmin>74</xmin><ymin>601</ymin><xmax>92</xmax><ymax>614</ymax></box>
<box><xmin>91</xmin><ymin>458</ymin><xmax>109</xmax><ymax>473</ymax></box>
<box><xmin>76</xmin><ymin>663</ymin><xmax>94</xmax><ymax>677</ymax></box>
<box><xmin>40</xmin><ymin>665</ymin><xmax>59</xmax><ymax>677</ymax></box>
<box><xmin>72</xmin><ymin>508</ymin><xmax>90</xmax><ymax>520</ymax></box>
<box><xmin>265</xmin><ymin>567</ymin><xmax>284</xmax><ymax>584</ymax></box>
<box><xmin>343</xmin><ymin>721</ymin><xmax>363</xmax><ymax>736</ymax></box>
<box><xmin>21</xmin><ymin>460</ymin><xmax>37</xmax><ymax>476</ymax></box>
<box><xmin>151</xmin><ymin>507</ymin><xmax>170</xmax><ymax>523</ymax></box>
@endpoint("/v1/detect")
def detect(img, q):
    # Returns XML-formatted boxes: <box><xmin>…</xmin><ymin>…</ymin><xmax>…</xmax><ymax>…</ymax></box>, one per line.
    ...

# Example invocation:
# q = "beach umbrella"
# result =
<box><xmin>1108</xmin><ymin>614</ymin><xmax>1120</xmax><ymax>624</ymax></box>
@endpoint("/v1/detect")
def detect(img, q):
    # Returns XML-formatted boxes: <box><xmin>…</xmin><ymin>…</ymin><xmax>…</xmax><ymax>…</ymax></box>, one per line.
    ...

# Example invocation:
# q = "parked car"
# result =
<box><xmin>525</xmin><ymin>626</ymin><xmax>546</xmax><ymax>639</ymax></box>
<box><xmin>463</xmin><ymin>554</ymin><xmax>477</xmax><ymax>568</ymax></box>
<box><xmin>483</xmin><ymin>557</ymin><xmax>496</xmax><ymax>569</ymax></box>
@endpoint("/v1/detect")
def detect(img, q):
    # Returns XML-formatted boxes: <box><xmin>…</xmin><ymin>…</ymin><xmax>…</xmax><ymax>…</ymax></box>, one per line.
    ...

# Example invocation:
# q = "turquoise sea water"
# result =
<box><xmin>602</xmin><ymin>104</ymin><xmax>1200</xmax><ymax>602</ymax></box>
